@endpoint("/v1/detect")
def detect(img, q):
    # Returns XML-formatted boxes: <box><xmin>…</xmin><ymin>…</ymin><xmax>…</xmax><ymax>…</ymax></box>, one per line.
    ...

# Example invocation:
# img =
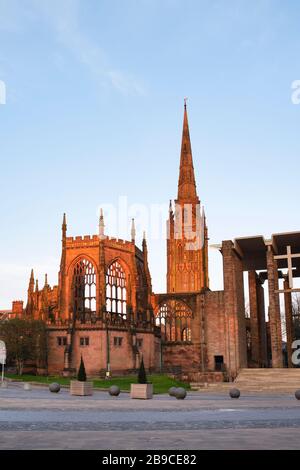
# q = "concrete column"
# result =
<box><xmin>284</xmin><ymin>277</ymin><xmax>294</xmax><ymax>368</ymax></box>
<box><xmin>198</xmin><ymin>293</ymin><xmax>207</xmax><ymax>373</ymax></box>
<box><xmin>61</xmin><ymin>272</ymin><xmax>69</xmax><ymax>321</ymax></box>
<box><xmin>257</xmin><ymin>277</ymin><xmax>268</xmax><ymax>366</ymax></box>
<box><xmin>248</xmin><ymin>271</ymin><xmax>260</xmax><ymax>365</ymax></box>
<box><xmin>248</xmin><ymin>271</ymin><xmax>268</xmax><ymax>367</ymax></box>
<box><xmin>266</xmin><ymin>246</ymin><xmax>283</xmax><ymax>367</ymax></box>
<box><xmin>222</xmin><ymin>241</ymin><xmax>247</xmax><ymax>379</ymax></box>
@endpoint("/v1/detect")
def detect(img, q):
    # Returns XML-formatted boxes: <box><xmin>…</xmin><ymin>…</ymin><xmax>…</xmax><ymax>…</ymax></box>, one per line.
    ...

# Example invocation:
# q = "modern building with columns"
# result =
<box><xmin>3</xmin><ymin>104</ymin><xmax>300</xmax><ymax>381</ymax></box>
<box><xmin>223</xmin><ymin>233</ymin><xmax>300</xmax><ymax>370</ymax></box>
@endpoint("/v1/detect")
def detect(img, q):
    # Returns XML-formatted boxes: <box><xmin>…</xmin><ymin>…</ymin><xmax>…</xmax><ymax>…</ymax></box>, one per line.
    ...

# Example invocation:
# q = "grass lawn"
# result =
<box><xmin>5</xmin><ymin>373</ymin><xmax>190</xmax><ymax>394</ymax></box>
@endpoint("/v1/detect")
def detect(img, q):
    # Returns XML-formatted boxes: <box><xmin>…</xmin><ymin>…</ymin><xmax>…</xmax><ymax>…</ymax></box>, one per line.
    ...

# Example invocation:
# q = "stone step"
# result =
<box><xmin>236</xmin><ymin>375</ymin><xmax>300</xmax><ymax>378</ymax></box>
<box><xmin>237</xmin><ymin>369</ymin><xmax>300</xmax><ymax>374</ymax></box>
<box><xmin>236</xmin><ymin>378</ymin><xmax>300</xmax><ymax>382</ymax></box>
<box><xmin>237</xmin><ymin>374</ymin><xmax>300</xmax><ymax>377</ymax></box>
<box><xmin>236</xmin><ymin>383</ymin><xmax>300</xmax><ymax>387</ymax></box>
<box><xmin>237</xmin><ymin>372</ymin><xmax>300</xmax><ymax>375</ymax></box>
<box><xmin>190</xmin><ymin>369</ymin><xmax>300</xmax><ymax>392</ymax></box>
<box><xmin>233</xmin><ymin>368</ymin><xmax>300</xmax><ymax>392</ymax></box>
<box><xmin>190</xmin><ymin>384</ymin><xmax>300</xmax><ymax>392</ymax></box>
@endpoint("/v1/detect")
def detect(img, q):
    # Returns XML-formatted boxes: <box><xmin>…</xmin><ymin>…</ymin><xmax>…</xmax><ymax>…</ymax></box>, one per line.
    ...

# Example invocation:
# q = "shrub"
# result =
<box><xmin>137</xmin><ymin>357</ymin><xmax>147</xmax><ymax>384</ymax></box>
<box><xmin>77</xmin><ymin>356</ymin><xmax>87</xmax><ymax>382</ymax></box>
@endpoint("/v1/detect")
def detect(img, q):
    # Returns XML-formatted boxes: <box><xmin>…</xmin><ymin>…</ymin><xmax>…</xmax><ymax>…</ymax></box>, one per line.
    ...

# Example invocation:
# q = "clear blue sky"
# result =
<box><xmin>1</xmin><ymin>0</ymin><xmax>300</xmax><ymax>308</ymax></box>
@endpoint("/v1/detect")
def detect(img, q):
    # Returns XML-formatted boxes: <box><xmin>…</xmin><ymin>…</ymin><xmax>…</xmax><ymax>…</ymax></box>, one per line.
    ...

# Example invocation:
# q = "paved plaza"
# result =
<box><xmin>1</xmin><ymin>383</ymin><xmax>300</xmax><ymax>449</ymax></box>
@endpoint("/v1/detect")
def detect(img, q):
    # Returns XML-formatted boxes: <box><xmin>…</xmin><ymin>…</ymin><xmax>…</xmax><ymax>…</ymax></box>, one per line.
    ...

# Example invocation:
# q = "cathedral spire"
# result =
<box><xmin>167</xmin><ymin>102</ymin><xmax>209</xmax><ymax>293</ymax></box>
<box><xmin>177</xmin><ymin>101</ymin><xmax>198</xmax><ymax>202</ymax></box>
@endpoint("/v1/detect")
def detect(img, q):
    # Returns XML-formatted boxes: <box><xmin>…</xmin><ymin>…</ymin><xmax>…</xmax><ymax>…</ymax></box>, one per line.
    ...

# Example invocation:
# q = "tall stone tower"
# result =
<box><xmin>167</xmin><ymin>102</ymin><xmax>209</xmax><ymax>293</ymax></box>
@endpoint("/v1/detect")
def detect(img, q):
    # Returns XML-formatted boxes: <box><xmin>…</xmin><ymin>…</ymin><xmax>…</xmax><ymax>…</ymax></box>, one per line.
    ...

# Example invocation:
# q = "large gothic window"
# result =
<box><xmin>155</xmin><ymin>300</ymin><xmax>193</xmax><ymax>343</ymax></box>
<box><xmin>106</xmin><ymin>261</ymin><xmax>127</xmax><ymax>319</ymax></box>
<box><xmin>72</xmin><ymin>259</ymin><xmax>96</xmax><ymax>322</ymax></box>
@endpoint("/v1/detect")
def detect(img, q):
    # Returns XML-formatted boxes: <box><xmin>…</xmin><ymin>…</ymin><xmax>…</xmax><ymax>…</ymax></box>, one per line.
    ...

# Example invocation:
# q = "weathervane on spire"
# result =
<box><xmin>184</xmin><ymin>97</ymin><xmax>188</xmax><ymax>107</ymax></box>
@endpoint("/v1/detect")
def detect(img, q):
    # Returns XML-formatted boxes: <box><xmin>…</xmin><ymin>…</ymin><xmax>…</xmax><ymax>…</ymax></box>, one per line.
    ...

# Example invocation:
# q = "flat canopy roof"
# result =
<box><xmin>272</xmin><ymin>231</ymin><xmax>300</xmax><ymax>255</ymax></box>
<box><xmin>234</xmin><ymin>235</ymin><xmax>266</xmax><ymax>271</ymax></box>
<box><xmin>229</xmin><ymin>231</ymin><xmax>300</xmax><ymax>272</ymax></box>
<box><xmin>259</xmin><ymin>269</ymin><xmax>300</xmax><ymax>281</ymax></box>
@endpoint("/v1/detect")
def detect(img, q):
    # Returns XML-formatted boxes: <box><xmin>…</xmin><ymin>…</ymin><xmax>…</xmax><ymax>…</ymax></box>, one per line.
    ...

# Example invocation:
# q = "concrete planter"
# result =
<box><xmin>70</xmin><ymin>380</ymin><xmax>93</xmax><ymax>396</ymax></box>
<box><xmin>130</xmin><ymin>383</ymin><xmax>153</xmax><ymax>399</ymax></box>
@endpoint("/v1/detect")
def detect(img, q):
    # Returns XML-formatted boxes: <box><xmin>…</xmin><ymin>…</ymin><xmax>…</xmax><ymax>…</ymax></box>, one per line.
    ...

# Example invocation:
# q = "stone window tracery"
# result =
<box><xmin>106</xmin><ymin>261</ymin><xmax>127</xmax><ymax>319</ymax></box>
<box><xmin>155</xmin><ymin>300</ymin><xmax>193</xmax><ymax>342</ymax></box>
<box><xmin>72</xmin><ymin>259</ymin><xmax>96</xmax><ymax>322</ymax></box>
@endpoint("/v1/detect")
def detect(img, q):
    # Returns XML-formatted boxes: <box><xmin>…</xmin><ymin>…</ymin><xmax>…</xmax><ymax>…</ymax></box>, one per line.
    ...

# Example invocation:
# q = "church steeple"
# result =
<box><xmin>167</xmin><ymin>101</ymin><xmax>209</xmax><ymax>293</ymax></box>
<box><xmin>177</xmin><ymin>101</ymin><xmax>198</xmax><ymax>202</ymax></box>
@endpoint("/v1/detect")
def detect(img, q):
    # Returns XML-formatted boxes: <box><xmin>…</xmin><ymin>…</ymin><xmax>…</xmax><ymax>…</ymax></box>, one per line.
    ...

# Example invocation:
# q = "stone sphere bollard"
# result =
<box><xmin>168</xmin><ymin>387</ymin><xmax>178</xmax><ymax>397</ymax></box>
<box><xmin>109</xmin><ymin>385</ymin><xmax>120</xmax><ymax>397</ymax></box>
<box><xmin>49</xmin><ymin>382</ymin><xmax>61</xmax><ymax>393</ymax></box>
<box><xmin>23</xmin><ymin>383</ymin><xmax>32</xmax><ymax>391</ymax></box>
<box><xmin>229</xmin><ymin>388</ymin><xmax>240</xmax><ymax>399</ymax></box>
<box><xmin>175</xmin><ymin>387</ymin><xmax>187</xmax><ymax>400</ymax></box>
<box><xmin>295</xmin><ymin>390</ymin><xmax>300</xmax><ymax>400</ymax></box>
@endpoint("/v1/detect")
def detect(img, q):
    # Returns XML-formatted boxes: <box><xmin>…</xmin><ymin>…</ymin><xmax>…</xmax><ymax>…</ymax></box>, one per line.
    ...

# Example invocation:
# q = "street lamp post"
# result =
<box><xmin>0</xmin><ymin>340</ymin><xmax>7</xmax><ymax>383</ymax></box>
<box><xmin>106</xmin><ymin>315</ymin><xmax>111</xmax><ymax>378</ymax></box>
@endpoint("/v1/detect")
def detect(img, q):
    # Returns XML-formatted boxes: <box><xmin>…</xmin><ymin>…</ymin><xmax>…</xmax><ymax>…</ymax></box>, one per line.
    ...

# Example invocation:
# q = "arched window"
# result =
<box><xmin>106</xmin><ymin>261</ymin><xmax>127</xmax><ymax>319</ymax></box>
<box><xmin>72</xmin><ymin>259</ymin><xmax>96</xmax><ymax>322</ymax></box>
<box><xmin>182</xmin><ymin>327</ymin><xmax>192</xmax><ymax>342</ymax></box>
<box><xmin>155</xmin><ymin>300</ymin><xmax>192</xmax><ymax>342</ymax></box>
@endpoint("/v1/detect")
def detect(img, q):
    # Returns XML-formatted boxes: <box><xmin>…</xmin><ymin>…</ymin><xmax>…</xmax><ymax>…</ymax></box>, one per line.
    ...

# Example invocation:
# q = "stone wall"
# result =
<box><xmin>205</xmin><ymin>290</ymin><xmax>226</xmax><ymax>371</ymax></box>
<box><xmin>47</xmin><ymin>327</ymin><xmax>160</xmax><ymax>376</ymax></box>
<box><xmin>161</xmin><ymin>342</ymin><xmax>202</xmax><ymax>372</ymax></box>
<box><xmin>222</xmin><ymin>240</ymin><xmax>247</xmax><ymax>378</ymax></box>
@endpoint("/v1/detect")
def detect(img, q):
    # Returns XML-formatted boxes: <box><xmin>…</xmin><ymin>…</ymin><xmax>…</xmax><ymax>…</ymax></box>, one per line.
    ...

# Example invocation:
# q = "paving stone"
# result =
<box><xmin>1</xmin><ymin>382</ymin><xmax>300</xmax><ymax>449</ymax></box>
